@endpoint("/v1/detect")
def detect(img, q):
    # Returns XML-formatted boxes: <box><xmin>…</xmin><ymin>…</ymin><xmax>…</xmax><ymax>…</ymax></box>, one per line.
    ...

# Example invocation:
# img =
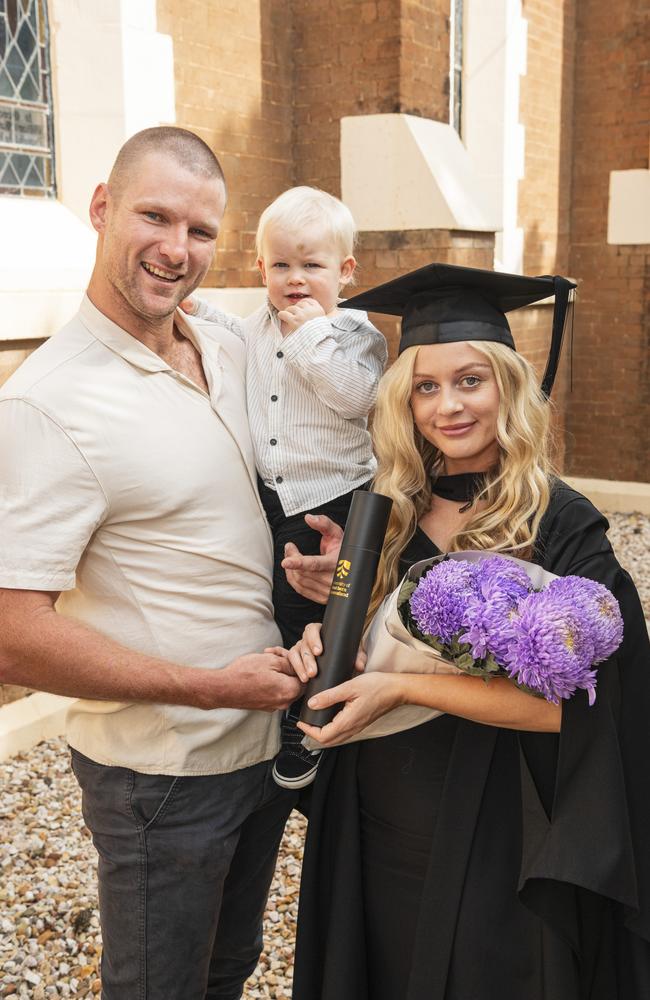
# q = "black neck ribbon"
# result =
<box><xmin>430</xmin><ymin>471</ymin><xmax>487</xmax><ymax>511</ymax></box>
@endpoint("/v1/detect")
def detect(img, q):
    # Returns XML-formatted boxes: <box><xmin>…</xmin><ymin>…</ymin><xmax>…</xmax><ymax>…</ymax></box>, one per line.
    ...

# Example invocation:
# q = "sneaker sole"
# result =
<box><xmin>272</xmin><ymin>760</ymin><xmax>320</xmax><ymax>790</ymax></box>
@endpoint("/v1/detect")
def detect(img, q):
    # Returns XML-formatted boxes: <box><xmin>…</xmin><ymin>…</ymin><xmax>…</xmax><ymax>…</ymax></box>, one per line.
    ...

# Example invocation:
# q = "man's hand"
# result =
<box><xmin>209</xmin><ymin>650</ymin><xmax>304</xmax><ymax>712</ymax></box>
<box><xmin>281</xmin><ymin>514</ymin><xmax>343</xmax><ymax>603</ymax></box>
<box><xmin>277</xmin><ymin>296</ymin><xmax>325</xmax><ymax>334</ymax></box>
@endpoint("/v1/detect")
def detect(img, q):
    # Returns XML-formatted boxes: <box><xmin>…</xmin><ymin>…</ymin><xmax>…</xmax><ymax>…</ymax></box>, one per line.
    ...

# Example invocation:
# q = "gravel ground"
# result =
<box><xmin>0</xmin><ymin>741</ymin><xmax>305</xmax><ymax>999</ymax></box>
<box><xmin>0</xmin><ymin>509</ymin><xmax>647</xmax><ymax>998</ymax></box>
<box><xmin>603</xmin><ymin>510</ymin><xmax>650</xmax><ymax>619</ymax></box>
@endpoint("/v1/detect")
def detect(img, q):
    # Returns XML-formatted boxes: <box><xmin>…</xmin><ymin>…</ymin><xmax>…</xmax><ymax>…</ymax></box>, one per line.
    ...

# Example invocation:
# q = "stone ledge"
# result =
<box><xmin>564</xmin><ymin>477</ymin><xmax>650</xmax><ymax>516</ymax></box>
<box><xmin>0</xmin><ymin>692</ymin><xmax>74</xmax><ymax>763</ymax></box>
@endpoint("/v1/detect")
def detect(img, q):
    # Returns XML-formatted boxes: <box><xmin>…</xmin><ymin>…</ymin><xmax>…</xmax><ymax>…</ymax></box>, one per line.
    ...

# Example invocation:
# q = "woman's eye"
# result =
<box><xmin>415</xmin><ymin>381</ymin><xmax>437</xmax><ymax>394</ymax></box>
<box><xmin>461</xmin><ymin>376</ymin><xmax>482</xmax><ymax>387</ymax></box>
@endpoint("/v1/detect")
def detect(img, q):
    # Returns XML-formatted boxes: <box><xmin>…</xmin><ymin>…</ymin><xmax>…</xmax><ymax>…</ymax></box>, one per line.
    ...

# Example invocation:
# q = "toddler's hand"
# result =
<box><xmin>278</xmin><ymin>296</ymin><xmax>325</xmax><ymax>334</ymax></box>
<box><xmin>179</xmin><ymin>296</ymin><xmax>199</xmax><ymax>316</ymax></box>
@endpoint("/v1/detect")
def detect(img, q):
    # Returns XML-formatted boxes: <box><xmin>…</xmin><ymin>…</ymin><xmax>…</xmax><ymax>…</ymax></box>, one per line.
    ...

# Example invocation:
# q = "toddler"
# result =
<box><xmin>186</xmin><ymin>186</ymin><xmax>387</xmax><ymax>787</ymax></box>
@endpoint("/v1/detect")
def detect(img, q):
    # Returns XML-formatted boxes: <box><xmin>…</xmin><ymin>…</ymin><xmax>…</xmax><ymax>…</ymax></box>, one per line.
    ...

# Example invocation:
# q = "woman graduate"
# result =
<box><xmin>287</xmin><ymin>263</ymin><xmax>650</xmax><ymax>1000</ymax></box>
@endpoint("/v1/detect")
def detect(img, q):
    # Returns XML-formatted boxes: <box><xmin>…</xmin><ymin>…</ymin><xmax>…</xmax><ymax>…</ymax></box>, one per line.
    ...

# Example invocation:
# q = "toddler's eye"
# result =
<box><xmin>272</xmin><ymin>262</ymin><xmax>289</xmax><ymax>268</ymax></box>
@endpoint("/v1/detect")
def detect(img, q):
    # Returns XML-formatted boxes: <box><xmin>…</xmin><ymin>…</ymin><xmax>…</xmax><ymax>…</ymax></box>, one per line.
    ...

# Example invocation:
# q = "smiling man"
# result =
<box><xmin>0</xmin><ymin>127</ymin><xmax>302</xmax><ymax>1000</ymax></box>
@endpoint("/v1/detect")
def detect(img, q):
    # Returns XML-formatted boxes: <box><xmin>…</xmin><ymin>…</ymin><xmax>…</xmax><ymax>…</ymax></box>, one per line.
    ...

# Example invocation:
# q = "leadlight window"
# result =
<box><xmin>449</xmin><ymin>0</ymin><xmax>463</xmax><ymax>137</ymax></box>
<box><xmin>0</xmin><ymin>0</ymin><xmax>56</xmax><ymax>197</ymax></box>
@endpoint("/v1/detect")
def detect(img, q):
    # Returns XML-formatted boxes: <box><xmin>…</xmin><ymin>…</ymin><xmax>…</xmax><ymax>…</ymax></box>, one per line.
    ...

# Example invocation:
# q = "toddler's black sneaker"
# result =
<box><xmin>272</xmin><ymin>707</ymin><xmax>322</xmax><ymax>789</ymax></box>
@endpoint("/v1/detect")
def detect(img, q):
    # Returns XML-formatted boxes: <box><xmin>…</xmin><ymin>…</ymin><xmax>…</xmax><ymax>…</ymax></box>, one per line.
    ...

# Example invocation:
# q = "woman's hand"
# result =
<box><xmin>287</xmin><ymin>623</ymin><xmax>366</xmax><ymax>684</ymax></box>
<box><xmin>296</xmin><ymin>672</ymin><xmax>405</xmax><ymax>747</ymax></box>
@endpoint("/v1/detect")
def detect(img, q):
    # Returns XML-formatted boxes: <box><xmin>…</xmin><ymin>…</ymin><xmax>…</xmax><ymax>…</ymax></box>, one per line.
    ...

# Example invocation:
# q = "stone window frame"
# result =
<box><xmin>449</xmin><ymin>0</ymin><xmax>464</xmax><ymax>137</ymax></box>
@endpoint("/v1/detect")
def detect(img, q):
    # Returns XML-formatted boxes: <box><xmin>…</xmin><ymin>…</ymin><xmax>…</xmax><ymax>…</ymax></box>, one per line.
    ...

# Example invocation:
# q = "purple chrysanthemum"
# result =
<box><xmin>461</xmin><ymin>593</ymin><xmax>522</xmax><ymax>664</ymax></box>
<box><xmin>475</xmin><ymin>555</ymin><xmax>532</xmax><ymax>603</ymax></box>
<box><xmin>504</xmin><ymin>589</ymin><xmax>598</xmax><ymax>704</ymax></box>
<box><xmin>544</xmin><ymin>576</ymin><xmax>624</xmax><ymax>663</ymax></box>
<box><xmin>410</xmin><ymin>560</ymin><xmax>478</xmax><ymax>643</ymax></box>
<box><xmin>457</xmin><ymin>557</ymin><xmax>530</xmax><ymax>663</ymax></box>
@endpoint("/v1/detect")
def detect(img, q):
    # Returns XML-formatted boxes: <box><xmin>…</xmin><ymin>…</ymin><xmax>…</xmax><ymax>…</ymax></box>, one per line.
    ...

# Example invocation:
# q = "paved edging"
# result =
<box><xmin>0</xmin><ymin>692</ymin><xmax>74</xmax><ymax>762</ymax></box>
<box><xmin>565</xmin><ymin>477</ymin><xmax>650</xmax><ymax>515</ymax></box>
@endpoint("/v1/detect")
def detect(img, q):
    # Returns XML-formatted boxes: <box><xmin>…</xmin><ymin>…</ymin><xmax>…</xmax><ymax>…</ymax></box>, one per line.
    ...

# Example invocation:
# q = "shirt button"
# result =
<box><xmin>276</xmin><ymin>475</ymin><xmax>284</xmax><ymax>484</ymax></box>
<box><xmin>270</xmin><ymin>394</ymin><xmax>278</xmax><ymax>402</ymax></box>
<box><xmin>270</xmin><ymin>438</ymin><xmax>277</xmax><ymax>446</ymax></box>
<box><xmin>276</xmin><ymin>350</ymin><xmax>284</xmax><ymax>358</ymax></box>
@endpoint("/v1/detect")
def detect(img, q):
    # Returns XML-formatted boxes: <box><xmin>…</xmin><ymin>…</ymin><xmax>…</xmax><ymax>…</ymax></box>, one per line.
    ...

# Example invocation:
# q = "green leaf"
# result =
<box><xmin>397</xmin><ymin>578</ymin><xmax>418</xmax><ymax>609</ymax></box>
<box><xmin>483</xmin><ymin>654</ymin><xmax>502</xmax><ymax>674</ymax></box>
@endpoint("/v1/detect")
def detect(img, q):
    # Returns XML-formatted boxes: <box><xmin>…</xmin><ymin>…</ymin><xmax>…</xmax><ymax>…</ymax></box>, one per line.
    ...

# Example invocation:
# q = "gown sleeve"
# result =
<box><xmin>518</xmin><ymin>483</ymin><xmax>650</xmax><ymax>956</ymax></box>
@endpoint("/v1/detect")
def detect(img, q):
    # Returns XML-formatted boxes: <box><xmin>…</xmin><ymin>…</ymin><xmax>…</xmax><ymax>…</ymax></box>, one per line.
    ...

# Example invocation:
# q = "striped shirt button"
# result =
<box><xmin>270</xmin><ymin>394</ymin><xmax>278</xmax><ymax>401</ymax></box>
<box><xmin>276</xmin><ymin>476</ymin><xmax>284</xmax><ymax>484</ymax></box>
<box><xmin>276</xmin><ymin>350</ymin><xmax>284</xmax><ymax>358</ymax></box>
<box><xmin>270</xmin><ymin>438</ymin><xmax>277</xmax><ymax>446</ymax></box>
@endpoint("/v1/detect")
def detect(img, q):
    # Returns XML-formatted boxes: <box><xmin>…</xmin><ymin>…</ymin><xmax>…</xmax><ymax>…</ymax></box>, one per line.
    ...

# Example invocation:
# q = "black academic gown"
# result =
<box><xmin>292</xmin><ymin>481</ymin><xmax>650</xmax><ymax>999</ymax></box>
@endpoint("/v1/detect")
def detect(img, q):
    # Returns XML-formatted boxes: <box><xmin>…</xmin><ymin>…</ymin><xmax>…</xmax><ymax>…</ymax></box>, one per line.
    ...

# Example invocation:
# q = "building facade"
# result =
<box><xmin>2</xmin><ymin>0</ymin><xmax>648</xmax><ymax>476</ymax></box>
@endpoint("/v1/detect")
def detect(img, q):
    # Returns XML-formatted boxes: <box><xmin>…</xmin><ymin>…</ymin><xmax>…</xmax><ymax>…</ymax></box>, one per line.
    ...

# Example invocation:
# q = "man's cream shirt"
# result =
<box><xmin>0</xmin><ymin>296</ymin><xmax>283</xmax><ymax>775</ymax></box>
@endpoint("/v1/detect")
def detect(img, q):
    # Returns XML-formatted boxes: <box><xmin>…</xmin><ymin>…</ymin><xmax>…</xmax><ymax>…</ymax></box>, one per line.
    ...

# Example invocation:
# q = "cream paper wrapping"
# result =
<box><xmin>302</xmin><ymin>551</ymin><xmax>558</xmax><ymax>748</ymax></box>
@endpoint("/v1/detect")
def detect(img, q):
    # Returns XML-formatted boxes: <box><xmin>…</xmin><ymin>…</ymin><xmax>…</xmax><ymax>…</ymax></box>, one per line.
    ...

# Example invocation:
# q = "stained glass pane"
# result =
<box><xmin>14</xmin><ymin>106</ymin><xmax>46</xmax><ymax>147</ymax></box>
<box><xmin>0</xmin><ymin>159</ymin><xmax>20</xmax><ymax>186</ymax></box>
<box><xmin>0</xmin><ymin>67</ymin><xmax>12</xmax><ymax>97</ymax></box>
<box><xmin>17</xmin><ymin>21</ymin><xmax>37</xmax><ymax>62</ymax></box>
<box><xmin>6</xmin><ymin>44</ymin><xmax>25</xmax><ymax>85</ymax></box>
<box><xmin>24</xmin><ymin>161</ymin><xmax>41</xmax><ymax>186</ymax></box>
<box><xmin>0</xmin><ymin>0</ymin><xmax>55</xmax><ymax>196</ymax></box>
<box><xmin>20</xmin><ymin>66</ymin><xmax>38</xmax><ymax>101</ymax></box>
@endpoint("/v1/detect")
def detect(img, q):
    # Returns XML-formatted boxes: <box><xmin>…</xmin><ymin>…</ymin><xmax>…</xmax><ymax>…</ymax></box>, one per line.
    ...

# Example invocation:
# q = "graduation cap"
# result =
<box><xmin>343</xmin><ymin>262</ymin><xmax>576</xmax><ymax>397</ymax></box>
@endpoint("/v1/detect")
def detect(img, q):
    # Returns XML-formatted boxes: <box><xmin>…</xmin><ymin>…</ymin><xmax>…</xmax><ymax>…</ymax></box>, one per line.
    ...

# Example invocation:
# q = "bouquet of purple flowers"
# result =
<box><xmin>399</xmin><ymin>552</ymin><xmax>624</xmax><ymax>705</ymax></box>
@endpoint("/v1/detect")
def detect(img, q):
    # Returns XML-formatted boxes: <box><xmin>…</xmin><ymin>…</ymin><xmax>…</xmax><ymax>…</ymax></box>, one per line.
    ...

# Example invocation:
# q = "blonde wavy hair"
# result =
<box><xmin>368</xmin><ymin>342</ymin><xmax>555</xmax><ymax>619</ymax></box>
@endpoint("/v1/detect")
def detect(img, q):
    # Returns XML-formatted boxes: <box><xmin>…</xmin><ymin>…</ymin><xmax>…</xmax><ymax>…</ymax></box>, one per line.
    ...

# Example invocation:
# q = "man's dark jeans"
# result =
<box><xmin>71</xmin><ymin>748</ymin><xmax>295</xmax><ymax>999</ymax></box>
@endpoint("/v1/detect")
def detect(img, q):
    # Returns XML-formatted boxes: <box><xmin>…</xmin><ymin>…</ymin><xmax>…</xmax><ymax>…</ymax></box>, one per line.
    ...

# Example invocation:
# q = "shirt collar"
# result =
<box><xmin>79</xmin><ymin>294</ymin><xmax>216</xmax><ymax>375</ymax></box>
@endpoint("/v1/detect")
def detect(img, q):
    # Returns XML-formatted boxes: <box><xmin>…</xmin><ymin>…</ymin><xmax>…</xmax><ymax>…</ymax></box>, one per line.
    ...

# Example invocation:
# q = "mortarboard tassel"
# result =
<box><xmin>541</xmin><ymin>276</ymin><xmax>575</xmax><ymax>398</ymax></box>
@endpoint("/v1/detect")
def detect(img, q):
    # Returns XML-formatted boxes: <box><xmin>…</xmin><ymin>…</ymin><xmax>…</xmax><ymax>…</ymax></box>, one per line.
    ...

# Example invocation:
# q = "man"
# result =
<box><xmin>0</xmin><ymin>126</ymin><xmax>302</xmax><ymax>1000</ymax></box>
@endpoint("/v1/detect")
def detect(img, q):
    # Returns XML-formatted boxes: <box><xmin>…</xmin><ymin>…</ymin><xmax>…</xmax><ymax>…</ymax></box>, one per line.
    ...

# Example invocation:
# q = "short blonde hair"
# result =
<box><xmin>255</xmin><ymin>186</ymin><xmax>356</xmax><ymax>260</ymax></box>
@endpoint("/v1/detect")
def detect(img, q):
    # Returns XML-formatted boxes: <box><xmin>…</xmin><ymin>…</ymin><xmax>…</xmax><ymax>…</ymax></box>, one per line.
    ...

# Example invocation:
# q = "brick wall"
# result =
<box><xmin>399</xmin><ymin>0</ymin><xmax>450</xmax><ymax>121</ymax></box>
<box><xmin>516</xmin><ymin>0</ymin><xmax>577</xmax><ymax>469</ymax></box>
<box><xmin>565</xmin><ymin>0</ymin><xmax>650</xmax><ymax>480</ymax></box>
<box><xmin>291</xmin><ymin>0</ymin><xmax>450</xmax><ymax>194</ymax></box>
<box><xmin>519</xmin><ymin>0</ymin><xmax>575</xmax><ymax>277</ymax></box>
<box><xmin>157</xmin><ymin>0</ymin><xmax>295</xmax><ymax>288</ymax></box>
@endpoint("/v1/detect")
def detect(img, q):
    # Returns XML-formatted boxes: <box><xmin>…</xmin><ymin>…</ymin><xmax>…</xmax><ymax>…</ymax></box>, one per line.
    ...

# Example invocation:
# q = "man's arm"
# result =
<box><xmin>0</xmin><ymin>589</ymin><xmax>302</xmax><ymax>712</ymax></box>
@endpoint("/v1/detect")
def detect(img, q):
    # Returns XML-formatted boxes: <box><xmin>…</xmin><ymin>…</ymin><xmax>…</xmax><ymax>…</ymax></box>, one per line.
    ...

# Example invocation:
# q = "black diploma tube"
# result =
<box><xmin>300</xmin><ymin>490</ymin><xmax>393</xmax><ymax>728</ymax></box>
